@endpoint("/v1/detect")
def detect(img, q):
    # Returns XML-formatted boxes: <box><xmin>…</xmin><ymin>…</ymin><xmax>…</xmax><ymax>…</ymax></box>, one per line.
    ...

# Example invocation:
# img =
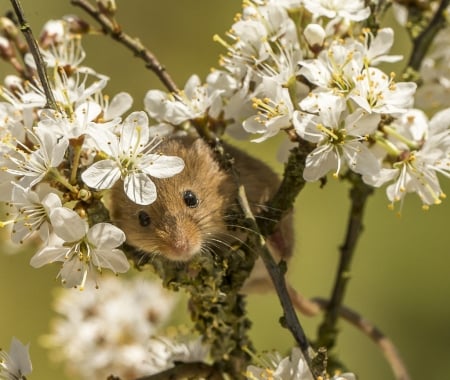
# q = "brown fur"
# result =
<box><xmin>110</xmin><ymin>137</ymin><xmax>293</xmax><ymax>287</ymax></box>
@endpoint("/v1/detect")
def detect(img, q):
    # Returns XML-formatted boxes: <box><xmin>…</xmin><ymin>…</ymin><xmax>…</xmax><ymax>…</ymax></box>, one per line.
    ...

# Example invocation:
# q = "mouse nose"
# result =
<box><xmin>163</xmin><ymin>223</ymin><xmax>202</xmax><ymax>261</ymax></box>
<box><xmin>165</xmin><ymin>238</ymin><xmax>201</xmax><ymax>260</ymax></box>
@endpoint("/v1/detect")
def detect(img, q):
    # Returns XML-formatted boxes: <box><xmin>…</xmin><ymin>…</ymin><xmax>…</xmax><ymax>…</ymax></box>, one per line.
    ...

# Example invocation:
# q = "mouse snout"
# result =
<box><xmin>160</xmin><ymin>217</ymin><xmax>202</xmax><ymax>261</ymax></box>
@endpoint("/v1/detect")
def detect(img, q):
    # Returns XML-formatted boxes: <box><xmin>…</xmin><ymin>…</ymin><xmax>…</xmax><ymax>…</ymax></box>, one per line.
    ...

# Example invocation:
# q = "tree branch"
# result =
<box><xmin>312</xmin><ymin>297</ymin><xmax>411</xmax><ymax>380</ymax></box>
<box><xmin>405</xmin><ymin>0</ymin><xmax>449</xmax><ymax>75</ymax></box>
<box><xmin>70</xmin><ymin>0</ymin><xmax>179</xmax><ymax>93</ymax></box>
<box><xmin>316</xmin><ymin>174</ymin><xmax>374</xmax><ymax>350</ymax></box>
<box><xmin>259</xmin><ymin>140</ymin><xmax>311</xmax><ymax>237</ymax></box>
<box><xmin>9</xmin><ymin>0</ymin><xmax>59</xmax><ymax>110</ymax></box>
<box><xmin>235</xmin><ymin>183</ymin><xmax>318</xmax><ymax>378</ymax></box>
<box><xmin>135</xmin><ymin>362</ymin><xmax>223</xmax><ymax>380</ymax></box>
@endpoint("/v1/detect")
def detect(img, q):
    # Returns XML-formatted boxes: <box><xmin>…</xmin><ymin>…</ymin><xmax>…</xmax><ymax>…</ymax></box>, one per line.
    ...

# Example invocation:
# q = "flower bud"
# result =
<box><xmin>40</xmin><ymin>19</ymin><xmax>65</xmax><ymax>48</ymax></box>
<box><xmin>63</xmin><ymin>15</ymin><xmax>91</xmax><ymax>35</ymax></box>
<box><xmin>4</xmin><ymin>74</ymin><xmax>23</xmax><ymax>92</ymax></box>
<box><xmin>0</xmin><ymin>36</ymin><xmax>15</xmax><ymax>60</ymax></box>
<box><xmin>0</xmin><ymin>17</ymin><xmax>19</xmax><ymax>39</ymax></box>
<box><xmin>97</xmin><ymin>0</ymin><xmax>117</xmax><ymax>17</ymax></box>
<box><xmin>304</xmin><ymin>23</ymin><xmax>326</xmax><ymax>49</ymax></box>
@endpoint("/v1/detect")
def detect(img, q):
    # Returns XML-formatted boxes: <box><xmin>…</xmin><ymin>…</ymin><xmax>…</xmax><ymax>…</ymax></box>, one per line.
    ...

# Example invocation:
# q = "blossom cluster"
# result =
<box><xmin>0</xmin><ymin>20</ymin><xmax>185</xmax><ymax>288</ymax></box>
<box><xmin>245</xmin><ymin>347</ymin><xmax>355</xmax><ymax>380</ymax></box>
<box><xmin>145</xmin><ymin>0</ymin><xmax>450</xmax><ymax>212</ymax></box>
<box><xmin>41</xmin><ymin>275</ymin><xmax>209</xmax><ymax>380</ymax></box>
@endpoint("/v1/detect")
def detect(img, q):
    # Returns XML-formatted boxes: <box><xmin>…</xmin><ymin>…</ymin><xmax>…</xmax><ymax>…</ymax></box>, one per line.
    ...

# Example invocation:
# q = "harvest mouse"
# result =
<box><xmin>110</xmin><ymin>136</ymin><xmax>294</xmax><ymax>291</ymax></box>
<box><xmin>110</xmin><ymin>137</ymin><xmax>401</xmax><ymax>360</ymax></box>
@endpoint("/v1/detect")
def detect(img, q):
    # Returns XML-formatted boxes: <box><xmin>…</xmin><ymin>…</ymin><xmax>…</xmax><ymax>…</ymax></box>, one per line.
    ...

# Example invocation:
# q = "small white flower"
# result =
<box><xmin>243</xmin><ymin>77</ymin><xmax>294</xmax><ymax>142</ymax></box>
<box><xmin>81</xmin><ymin>111</ymin><xmax>185</xmax><ymax>205</ymax></box>
<box><xmin>360</xmin><ymin>28</ymin><xmax>403</xmax><ymax>66</ymax></box>
<box><xmin>0</xmin><ymin>337</ymin><xmax>32</xmax><ymax>380</ymax></box>
<box><xmin>364</xmin><ymin>108</ymin><xmax>450</xmax><ymax>210</ymax></box>
<box><xmin>30</xmin><ymin>207</ymin><xmax>129</xmax><ymax>289</ymax></box>
<box><xmin>245</xmin><ymin>347</ymin><xmax>313</xmax><ymax>380</ymax></box>
<box><xmin>294</xmin><ymin>93</ymin><xmax>380</xmax><ymax>181</ymax></box>
<box><xmin>245</xmin><ymin>346</ymin><xmax>356</xmax><ymax>380</ymax></box>
<box><xmin>37</xmin><ymin>100</ymin><xmax>104</xmax><ymax>140</ymax></box>
<box><xmin>144</xmin><ymin>75</ymin><xmax>223</xmax><ymax>125</ymax></box>
<box><xmin>7</xmin><ymin>184</ymin><xmax>62</xmax><ymax>244</ymax></box>
<box><xmin>4</xmin><ymin>128</ymin><xmax>69</xmax><ymax>189</ymax></box>
<box><xmin>298</xmin><ymin>39</ymin><xmax>363</xmax><ymax>94</ymax></box>
<box><xmin>303</xmin><ymin>0</ymin><xmax>370</xmax><ymax>22</ymax></box>
<box><xmin>350</xmin><ymin>68</ymin><xmax>416</xmax><ymax>115</ymax></box>
<box><xmin>146</xmin><ymin>336</ymin><xmax>210</xmax><ymax>372</ymax></box>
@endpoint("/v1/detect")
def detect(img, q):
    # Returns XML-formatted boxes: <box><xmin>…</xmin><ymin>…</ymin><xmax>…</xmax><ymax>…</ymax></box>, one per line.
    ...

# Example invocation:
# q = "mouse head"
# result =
<box><xmin>110</xmin><ymin>138</ymin><xmax>237</xmax><ymax>261</ymax></box>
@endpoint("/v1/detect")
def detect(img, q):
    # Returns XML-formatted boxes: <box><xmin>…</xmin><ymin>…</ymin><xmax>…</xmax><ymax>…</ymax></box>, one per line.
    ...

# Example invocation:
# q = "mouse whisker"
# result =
<box><xmin>227</xmin><ymin>201</ymin><xmax>284</xmax><ymax>213</ymax></box>
<box><xmin>224</xmin><ymin>213</ymin><xmax>281</xmax><ymax>224</ymax></box>
<box><xmin>206</xmin><ymin>231</ymin><xmax>258</xmax><ymax>256</ymax></box>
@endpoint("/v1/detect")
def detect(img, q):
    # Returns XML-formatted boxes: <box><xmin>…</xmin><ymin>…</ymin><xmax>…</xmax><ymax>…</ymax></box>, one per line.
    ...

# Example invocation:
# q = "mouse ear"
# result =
<box><xmin>191</xmin><ymin>138</ymin><xmax>213</xmax><ymax>158</ymax></box>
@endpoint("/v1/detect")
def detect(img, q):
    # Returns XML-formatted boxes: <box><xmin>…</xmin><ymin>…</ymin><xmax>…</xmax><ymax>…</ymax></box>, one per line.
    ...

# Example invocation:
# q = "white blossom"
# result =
<box><xmin>243</xmin><ymin>77</ymin><xmax>295</xmax><ymax>142</ymax></box>
<box><xmin>363</xmin><ymin>108</ymin><xmax>450</xmax><ymax>210</ymax></box>
<box><xmin>0</xmin><ymin>337</ymin><xmax>32</xmax><ymax>380</ymax></box>
<box><xmin>294</xmin><ymin>93</ymin><xmax>380</xmax><ymax>181</ymax></box>
<box><xmin>81</xmin><ymin>111</ymin><xmax>185</xmax><ymax>205</ymax></box>
<box><xmin>349</xmin><ymin>68</ymin><xmax>416</xmax><ymax>115</ymax></box>
<box><xmin>303</xmin><ymin>0</ymin><xmax>370</xmax><ymax>22</ymax></box>
<box><xmin>7</xmin><ymin>184</ymin><xmax>62</xmax><ymax>244</ymax></box>
<box><xmin>245</xmin><ymin>347</ymin><xmax>356</xmax><ymax>380</ymax></box>
<box><xmin>144</xmin><ymin>75</ymin><xmax>223</xmax><ymax>125</ymax></box>
<box><xmin>30</xmin><ymin>207</ymin><xmax>129</xmax><ymax>289</ymax></box>
<box><xmin>4</xmin><ymin>127</ymin><xmax>69</xmax><ymax>189</ymax></box>
<box><xmin>43</xmin><ymin>275</ymin><xmax>177</xmax><ymax>380</ymax></box>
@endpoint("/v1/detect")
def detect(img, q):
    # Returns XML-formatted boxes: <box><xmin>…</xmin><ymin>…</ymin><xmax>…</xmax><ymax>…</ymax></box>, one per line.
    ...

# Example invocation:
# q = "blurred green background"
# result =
<box><xmin>0</xmin><ymin>1</ymin><xmax>449</xmax><ymax>379</ymax></box>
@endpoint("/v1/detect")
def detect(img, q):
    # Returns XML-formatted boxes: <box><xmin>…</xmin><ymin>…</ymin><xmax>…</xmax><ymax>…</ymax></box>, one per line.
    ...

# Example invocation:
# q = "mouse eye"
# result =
<box><xmin>138</xmin><ymin>210</ymin><xmax>151</xmax><ymax>227</ymax></box>
<box><xmin>183</xmin><ymin>190</ymin><xmax>199</xmax><ymax>208</ymax></box>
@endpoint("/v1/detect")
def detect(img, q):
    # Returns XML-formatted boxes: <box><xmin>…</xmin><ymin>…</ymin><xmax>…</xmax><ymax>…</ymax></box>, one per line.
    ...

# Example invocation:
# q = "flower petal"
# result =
<box><xmin>124</xmin><ymin>172</ymin><xmax>157</xmax><ymax>205</ymax></box>
<box><xmin>92</xmin><ymin>248</ymin><xmax>130</xmax><ymax>273</ymax></box>
<box><xmin>50</xmin><ymin>207</ymin><xmax>87</xmax><ymax>242</ymax></box>
<box><xmin>87</xmin><ymin>223</ymin><xmax>125</xmax><ymax>249</ymax></box>
<box><xmin>142</xmin><ymin>155</ymin><xmax>185</xmax><ymax>178</ymax></box>
<box><xmin>119</xmin><ymin>111</ymin><xmax>149</xmax><ymax>153</ymax></box>
<box><xmin>30</xmin><ymin>245</ymin><xmax>69</xmax><ymax>268</ymax></box>
<box><xmin>81</xmin><ymin>160</ymin><xmax>121</xmax><ymax>190</ymax></box>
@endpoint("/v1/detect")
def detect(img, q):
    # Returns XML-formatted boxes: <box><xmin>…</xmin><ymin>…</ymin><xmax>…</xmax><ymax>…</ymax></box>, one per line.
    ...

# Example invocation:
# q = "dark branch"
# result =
<box><xmin>406</xmin><ymin>0</ymin><xmax>450</xmax><ymax>73</ymax></box>
<box><xmin>135</xmin><ymin>362</ymin><xmax>223</xmax><ymax>380</ymax></box>
<box><xmin>313</xmin><ymin>297</ymin><xmax>411</xmax><ymax>380</ymax></box>
<box><xmin>235</xmin><ymin>183</ymin><xmax>317</xmax><ymax>378</ymax></box>
<box><xmin>9</xmin><ymin>0</ymin><xmax>59</xmax><ymax>110</ymax></box>
<box><xmin>317</xmin><ymin>174</ymin><xmax>373</xmax><ymax>350</ymax></box>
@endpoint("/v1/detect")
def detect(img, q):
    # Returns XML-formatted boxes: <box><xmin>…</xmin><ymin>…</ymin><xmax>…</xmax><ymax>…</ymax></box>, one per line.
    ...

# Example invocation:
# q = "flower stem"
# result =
<box><xmin>69</xmin><ymin>136</ymin><xmax>85</xmax><ymax>185</ymax></box>
<box><xmin>9</xmin><ymin>0</ymin><xmax>59</xmax><ymax>111</ymax></box>
<box><xmin>48</xmin><ymin>168</ymin><xmax>77</xmax><ymax>193</ymax></box>
<box><xmin>316</xmin><ymin>174</ymin><xmax>373</xmax><ymax>350</ymax></box>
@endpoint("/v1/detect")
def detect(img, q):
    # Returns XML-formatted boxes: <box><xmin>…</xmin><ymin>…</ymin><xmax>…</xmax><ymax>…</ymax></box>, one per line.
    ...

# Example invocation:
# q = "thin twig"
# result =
<box><xmin>135</xmin><ymin>362</ymin><xmax>223</xmax><ymax>380</ymax></box>
<box><xmin>9</xmin><ymin>0</ymin><xmax>59</xmax><ymax>110</ymax></box>
<box><xmin>406</xmin><ymin>0</ymin><xmax>450</xmax><ymax>72</ymax></box>
<box><xmin>316</xmin><ymin>174</ymin><xmax>374</xmax><ymax>350</ymax></box>
<box><xmin>313</xmin><ymin>297</ymin><xmax>411</xmax><ymax>380</ymax></box>
<box><xmin>236</xmin><ymin>183</ymin><xmax>317</xmax><ymax>378</ymax></box>
<box><xmin>70</xmin><ymin>0</ymin><xmax>179</xmax><ymax>93</ymax></box>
